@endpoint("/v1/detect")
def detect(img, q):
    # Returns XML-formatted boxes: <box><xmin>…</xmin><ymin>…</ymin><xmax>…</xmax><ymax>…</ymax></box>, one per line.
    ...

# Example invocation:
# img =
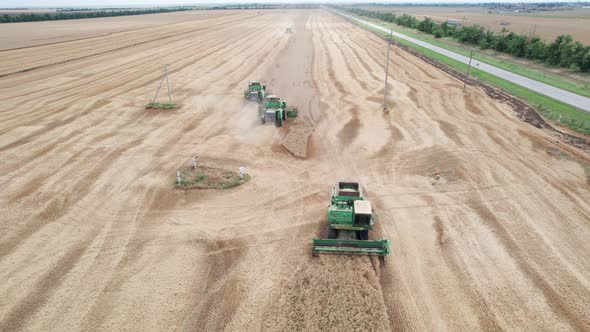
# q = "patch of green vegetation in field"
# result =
<box><xmin>356</xmin><ymin>20</ymin><xmax>590</xmax><ymax>135</ymax></box>
<box><xmin>145</xmin><ymin>102</ymin><xmax>178</xmax><ymax>109</ymax></box>
<box><xmin>174</xmin><ymin>166</ymin><xmax>250</xmax><ymax>190</ymax></box>
<box><xmin>359</xmin><ymin>15</ymin><xmax>590</xmax><ymax>98</ymax></box>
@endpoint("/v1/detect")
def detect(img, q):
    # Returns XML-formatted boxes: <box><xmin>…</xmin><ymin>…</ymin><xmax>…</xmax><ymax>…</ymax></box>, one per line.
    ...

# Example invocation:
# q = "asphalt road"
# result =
<box><xmin>336</xmin><ymin>11</ymin><xmax>590</xmax><ymax>113</ymax></box>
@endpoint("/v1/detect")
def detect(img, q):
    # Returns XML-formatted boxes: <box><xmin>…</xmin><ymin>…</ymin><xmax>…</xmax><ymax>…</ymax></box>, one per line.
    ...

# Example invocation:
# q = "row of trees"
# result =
<box><xmin>345</xmin><ymin>7</ymin><xmax>590</xmax><ymax>73</ymax></box>
<box><xmin>0</xmin><ymin>8</ymin><xmax>192</xmax><ymax>23</ymax></box>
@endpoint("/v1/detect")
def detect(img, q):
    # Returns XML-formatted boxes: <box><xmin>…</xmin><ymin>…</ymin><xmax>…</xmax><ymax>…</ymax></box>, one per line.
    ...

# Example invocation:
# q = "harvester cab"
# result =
<box><xmin>244</xmin><ymin>81</ymin><xmax>266</xmax><ymax>101</ymax></box>
<box><xmin>265</xmin><ymin>95</ymin><xmax>286</xmax><ymax>111</ymax></box>
<box><xmin>312</xmin><ymin>182</ymin><xmax>390</xmax><ymax>257</ymax></box>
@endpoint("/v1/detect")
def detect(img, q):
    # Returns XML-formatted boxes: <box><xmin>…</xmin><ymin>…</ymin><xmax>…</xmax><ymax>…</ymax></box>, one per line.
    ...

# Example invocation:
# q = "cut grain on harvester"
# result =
<box><xmin>312</xmin><ymin>181</ymin><xmax>390</xmax><ymax>257</ymax></box>
<box><xmin>244</xmin><ymin>81</ymin><xmax>266</xmax><ymax>101</ymax></box>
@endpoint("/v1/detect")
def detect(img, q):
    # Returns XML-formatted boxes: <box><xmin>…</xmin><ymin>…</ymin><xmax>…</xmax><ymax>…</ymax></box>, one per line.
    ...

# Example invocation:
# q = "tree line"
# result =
<box><xmin>352</xmin><ymin>2</ymin><xmax>590</xmax><ymax>8</ymax></box>
<box><xmin>0</xmin><ymin>8</ymin><xmax>192</xmax><ymax>23</ymax></box>
<box><xmin>344</xmin><ymin>7</ymin><xmax>590</xmax><ymax>73</ymax></box>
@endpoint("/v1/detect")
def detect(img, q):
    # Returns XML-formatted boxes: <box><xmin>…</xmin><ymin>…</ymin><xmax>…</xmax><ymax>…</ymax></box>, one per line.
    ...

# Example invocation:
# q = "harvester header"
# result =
<box><xmin>312</xmin><ymin>238</ymin><xmax>390</xmax><ymax>256</ymax></box>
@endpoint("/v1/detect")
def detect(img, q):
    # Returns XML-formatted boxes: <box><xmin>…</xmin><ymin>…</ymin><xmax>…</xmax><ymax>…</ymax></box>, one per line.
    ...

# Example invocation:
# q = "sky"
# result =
<box><xmin>0</xmin><ymin>0</ymin><xmax>576</xmax><ymax>8</ymax></box>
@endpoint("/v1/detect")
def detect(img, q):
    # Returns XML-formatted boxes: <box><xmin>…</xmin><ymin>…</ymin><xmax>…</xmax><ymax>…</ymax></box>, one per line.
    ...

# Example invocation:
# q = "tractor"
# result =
<box><xmin>258</xmin><ymin>95</ymin><xmax>298</xmax><ymax>127</ymax></box>
<box><xmin>312</xmin><ymin>181</ymin><xmax>390</xmax><ymax>257</ymax></box>
<box><xmin>244</xmin><ymin>81</ymin><xmax>266</xmax><ymax>101</ymax></box>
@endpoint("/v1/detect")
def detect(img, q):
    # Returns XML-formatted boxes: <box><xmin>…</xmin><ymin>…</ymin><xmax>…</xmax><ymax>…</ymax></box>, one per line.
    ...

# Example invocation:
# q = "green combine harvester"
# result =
<box><xmin>258</xmin><ymin>95</ymin><xmax>297</xmax><ymax>127</ymax></box>
<box><xmin>312</xmin><ymin>181</ymin><xmax>390</xmax><ymax>257</ymax></box>
<box><xmin>244</xmin><ymin>81</ymin><xmax>266</xmax><ymax>101</ymax></box>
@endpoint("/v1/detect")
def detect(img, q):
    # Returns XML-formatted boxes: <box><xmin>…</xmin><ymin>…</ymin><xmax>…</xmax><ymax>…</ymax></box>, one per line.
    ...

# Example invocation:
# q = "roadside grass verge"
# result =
<box><xmin>353</xmin><ymin>19</ymin><xmax>590</xmax><ymax>135</ymax></box>
<box><xmin>354</xmin><ymin>15</ymin><xmax>590</xmax><ymax>99</ymax></box>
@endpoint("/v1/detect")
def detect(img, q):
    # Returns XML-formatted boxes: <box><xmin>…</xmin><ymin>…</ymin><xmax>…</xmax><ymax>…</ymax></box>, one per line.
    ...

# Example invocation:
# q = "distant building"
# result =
<box><xmin>447</xmin><ymin>20</ymin><xmax>461</xmax><ymax>26</ymax></box>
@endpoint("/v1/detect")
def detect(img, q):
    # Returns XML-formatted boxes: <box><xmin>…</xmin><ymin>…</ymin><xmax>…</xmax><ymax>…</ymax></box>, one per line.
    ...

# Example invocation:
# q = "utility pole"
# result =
<box><xmin>463</xmin><ymin>51</ymin><xmax>473</xmax><ymax>92</ymax></box>
<box><xmin>383</xmin><ymin>30</ymin><xmax>393</xmax><ymax>108</ymax></box>
<box><xmin>152</xmin><ymin>65</ymin><xmax>172</xmax><ymax>104</ymax></box>
<box><xmin>164</xmin><ymin>65</ymin><xmax>172</xmax><ymax>104</ymax></box>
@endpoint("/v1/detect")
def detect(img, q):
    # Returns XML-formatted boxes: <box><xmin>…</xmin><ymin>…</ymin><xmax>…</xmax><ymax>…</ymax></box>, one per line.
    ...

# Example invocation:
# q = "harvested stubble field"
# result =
<box><xmin>0</xmin><ymin>10</ymin><xmax>242</xmax><ymax>50</ymax></box>
<box><xmin>1</xmin><ymin>8</ymin><xmax>589</xmax><ymax>331</ymax></box>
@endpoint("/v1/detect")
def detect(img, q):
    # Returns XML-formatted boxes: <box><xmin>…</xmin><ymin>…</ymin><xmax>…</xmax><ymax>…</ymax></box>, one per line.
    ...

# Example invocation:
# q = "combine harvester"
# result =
<box><xmin>244</xmin><ymin>81</ymin><xmax>266</xmax><ymax>101</ymax></box>
<box><xmin>258</xmin><ymin>95</ymin><xmax>297</xmax><ymax>127</ymax></box>
<box><xmin>312</xmin><ymin>181</ymin><xmax>390</xmax><ymax>258</ymax></box>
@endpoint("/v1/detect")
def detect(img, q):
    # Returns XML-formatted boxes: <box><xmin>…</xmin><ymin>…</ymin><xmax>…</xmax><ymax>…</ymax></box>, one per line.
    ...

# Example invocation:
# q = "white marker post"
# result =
<box><xmin>239</xmin><ymin>167</ymin><xmax>245</xmax><ymax>180</ymax></box>
<box><xmin>192</xmin><ymin>156</ymin><xmax>199</xmax><ymax>169</ymax></box>
<box><xmin>177</xmin><ymin>170</ymin><xmax>181</xmax><ymax>184</ymax></box>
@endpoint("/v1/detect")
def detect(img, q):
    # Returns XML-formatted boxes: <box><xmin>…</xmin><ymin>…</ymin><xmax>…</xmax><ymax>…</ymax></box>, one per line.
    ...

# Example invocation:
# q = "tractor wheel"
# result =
<box><xmin>276</xmin><ymin>116</ymin><xmax>283</xmax><ymax>127</ymax></box>
<box><xmin>357</xmin><ymin>230</ymin><xmax>369</xmax><ymax>240</ymax></box>
<box><xmin>327</xmin><ymin>227</ymin><xmax>337</xmax><ymax>239</ymax></box>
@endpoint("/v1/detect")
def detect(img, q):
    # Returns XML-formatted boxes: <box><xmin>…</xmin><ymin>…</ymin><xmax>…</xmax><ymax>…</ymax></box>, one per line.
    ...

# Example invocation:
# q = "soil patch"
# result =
<box><xmin>337</xmin><ymin>107</ymin><xmax>361</xmax><ymax>146</ymax></box>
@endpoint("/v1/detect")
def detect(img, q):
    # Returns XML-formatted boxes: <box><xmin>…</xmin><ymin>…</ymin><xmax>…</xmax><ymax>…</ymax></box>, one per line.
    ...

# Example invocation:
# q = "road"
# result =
<box><xmin>335</xmin><ymin>11</ymin><xmax>590</xmax><ymax>113</ymax></box>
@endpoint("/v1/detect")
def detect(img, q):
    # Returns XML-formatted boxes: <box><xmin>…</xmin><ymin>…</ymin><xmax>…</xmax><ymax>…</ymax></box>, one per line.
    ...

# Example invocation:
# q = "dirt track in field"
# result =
<box><xmin>1</xmin><ymin>9</ymin><xmax>589</xmax><ymax>331</ymax></box>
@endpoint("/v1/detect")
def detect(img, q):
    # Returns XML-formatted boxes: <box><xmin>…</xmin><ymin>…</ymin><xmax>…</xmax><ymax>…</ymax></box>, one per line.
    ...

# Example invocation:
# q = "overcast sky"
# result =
<box><xmin>0</xmin><ymin>0</ymin><xmax>574</xmax><ymax>8</ymax></box>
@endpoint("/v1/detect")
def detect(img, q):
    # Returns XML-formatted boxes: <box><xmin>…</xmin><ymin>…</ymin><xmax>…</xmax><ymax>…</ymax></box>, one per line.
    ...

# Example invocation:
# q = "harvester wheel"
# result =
<box><xmin>276</xmin><ymin>116</ymin><xmax>283</xmax><ymax>127</ymax></box>
<box><xmin>327</xmin><ymin>227</ymin><xmax>337</xmax><ymax>239</ymax></box>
